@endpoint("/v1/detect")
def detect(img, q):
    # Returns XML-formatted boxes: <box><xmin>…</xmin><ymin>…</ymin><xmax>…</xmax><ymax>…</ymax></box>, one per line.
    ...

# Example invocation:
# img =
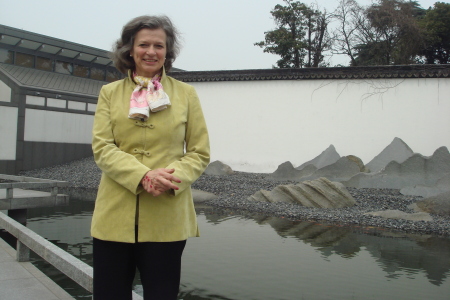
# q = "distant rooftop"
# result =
<box><xmin>170</xmin><ymin>64</ymin><xmax>450</xmax><ymax>82</ymax></box>
<box><xmin>0</xmin><ymin>24</ymin><xmax>184</xmax><ymax>84</ymax></box>
<box><xmin>0</xmin><ymin>24</ymin><xmax>113</xmax><ymax>65</ymax></box>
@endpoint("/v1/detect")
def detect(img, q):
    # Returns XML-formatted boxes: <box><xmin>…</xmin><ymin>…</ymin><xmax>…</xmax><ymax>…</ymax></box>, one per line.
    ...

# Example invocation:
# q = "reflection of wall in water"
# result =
<box><xmin>357</xmin><ymin>234</ymin><xmax>450</xmax><ymax>286</ymax></box>
<box><xmin>26</xmin><ymin>198</ymin><xmax>94</xmax><ymax>258</ymax></box>
<box><xmin>241</xmin><ymin>214</ymin><xmax>450</xmax><ymax>286</ymax></box>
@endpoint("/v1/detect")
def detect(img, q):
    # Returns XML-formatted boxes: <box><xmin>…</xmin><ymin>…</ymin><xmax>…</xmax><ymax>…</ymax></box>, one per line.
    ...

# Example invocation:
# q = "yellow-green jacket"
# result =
<box><xmin>91</xmin><ymin>71</ymin><xmax>210</xmax><ymax>243</ymax></box>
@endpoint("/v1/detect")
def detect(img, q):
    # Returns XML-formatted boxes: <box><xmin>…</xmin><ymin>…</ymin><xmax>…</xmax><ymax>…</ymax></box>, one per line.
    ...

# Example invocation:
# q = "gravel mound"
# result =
<box><xmin>19</xmin><ymin>157</ymin><xmax>450</xmax><ymax>236</ymax></box>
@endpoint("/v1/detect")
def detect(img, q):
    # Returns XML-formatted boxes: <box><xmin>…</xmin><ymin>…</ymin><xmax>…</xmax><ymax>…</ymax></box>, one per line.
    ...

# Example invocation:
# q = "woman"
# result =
<box><xmin>91</xmin><ymin>15</ymin><xmax>210</xmax><ymax>300</ymax></box>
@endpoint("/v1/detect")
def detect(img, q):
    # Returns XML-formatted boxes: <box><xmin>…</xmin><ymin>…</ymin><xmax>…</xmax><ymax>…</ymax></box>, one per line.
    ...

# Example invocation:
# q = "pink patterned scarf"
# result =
<box><xmin>128</xmin><ymin>72</ymin><xmax>171</xmax><ymax>121</ymax></box>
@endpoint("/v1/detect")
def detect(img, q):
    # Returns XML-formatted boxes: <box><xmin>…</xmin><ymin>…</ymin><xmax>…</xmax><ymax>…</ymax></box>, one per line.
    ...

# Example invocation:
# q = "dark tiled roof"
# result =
<box><xmin>170</xmin><ymin>65</ymin><xmax>450</xmax><ymax>82</ymax></box>
<box><xmin>0</xmin><ymin>63</ymin><xmax>106</xmax><ymax>97</ymax></box>
<box><xmin>0</xmin><ymin>24</ymin><xmax>111</xmax><ymax>64</ymax></box>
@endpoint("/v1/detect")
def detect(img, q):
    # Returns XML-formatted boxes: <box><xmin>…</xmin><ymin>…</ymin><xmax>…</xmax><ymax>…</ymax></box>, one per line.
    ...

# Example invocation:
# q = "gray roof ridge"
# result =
<box><xmin>0</xmin><ymin>63</ymin><xmax>107</xmax><ymax>97</ymax></box>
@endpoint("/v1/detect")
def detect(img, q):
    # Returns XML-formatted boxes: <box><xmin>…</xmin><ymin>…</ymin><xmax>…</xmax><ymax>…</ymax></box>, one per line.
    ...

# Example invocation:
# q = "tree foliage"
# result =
<box><xmin>420</xmin><ymin>2</ymin><xmax>450</xmax><ymax>64</ymax></box>
<box><xmin>254</xmin><ymin>0</ymin><xmax>331</xmax><ymax>68</ymax></box>
<box><xmin>361</xmin><ymin>0</ymin><xmax>425</xmax><ymax>65</ymax></box>
<box><xmin>256</xmin><ymin>0</ymin><xmax>450</xmax><ymax>67</ymax></box>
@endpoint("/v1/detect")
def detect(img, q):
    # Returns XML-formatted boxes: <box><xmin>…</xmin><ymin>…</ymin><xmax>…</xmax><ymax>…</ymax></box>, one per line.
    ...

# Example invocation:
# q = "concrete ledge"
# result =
<box><xmin>0</xmin><ymin>189</ymin><xmax>69</xmax><ymax>209</ymax></box>
<box><xmin>0</xmin><ymin>238</ymin><xmax>75</xmax><ymax>300</ymax></box>
<box><xmin>0</xmin><ymin>212</ymin><xmax>143</xmax><ymax>300</ymax></box>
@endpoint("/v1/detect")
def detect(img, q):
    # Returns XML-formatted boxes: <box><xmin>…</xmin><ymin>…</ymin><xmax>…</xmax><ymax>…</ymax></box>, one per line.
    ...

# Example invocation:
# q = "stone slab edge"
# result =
<box><xmin>0</xmin><ymin>237</ymin><xmax>75</xmax><ymax>300</ymax></box>
<box><xmin>0</xmin><ymin>212</ymin><xmax>144</xmax><ymax>300</ymax></box>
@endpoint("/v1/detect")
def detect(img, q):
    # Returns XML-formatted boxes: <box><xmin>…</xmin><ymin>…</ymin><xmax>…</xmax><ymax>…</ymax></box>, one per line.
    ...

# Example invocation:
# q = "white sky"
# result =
<box><xmin>0</xmin><ymin>0</ymin><xmax>443</xmax><ymax>71</ymax></box>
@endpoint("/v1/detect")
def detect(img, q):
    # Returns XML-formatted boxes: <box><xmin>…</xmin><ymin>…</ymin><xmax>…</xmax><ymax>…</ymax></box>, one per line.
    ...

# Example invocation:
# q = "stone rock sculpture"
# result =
<box><xmin>268</xmin><ymin>161</ymin><xmax>316</xmax><ymax>181</ymax></box>
<box><xmin>301</xmin><ymin>157</ymin><xmax>362</xmax><ymax>182</ymax></box>
<box><xmin>204</xmin><ymin>160</ymin><xmax>234</xmax><ymax>176</ymax></box>
<box><xmin>248</xmin><ymin>177</ymin><xmax>356</xmax><ymax>208</ymax></box>
<box><xmin>401</xmin><ymin>174</ymin><xmax>450</xmax><ymax>197</ymax></box>
<box><xmin>296</xmin><ymin>144</ymin><xmax>341</xmax><ymax>170</ymax></box>
<box><xmin>269</xmin><ymin>156</ymin><xmax>362</xmax><ymax>183</ymax></box>
<box><xmin>192</xmin><ymin>189</ymin><xmax>218</xmax><ymax>203</ymax></box>
<box><xmin>346</xmin><ymin>155</ymin><xmax>369</xmax><ymax>173</ymax></box>
<box><xmin>365</xmin><ymin>137</ymin><xmax>414</xmax><ymax>173</ymax></box>
<box><xmin>412</xmin><ymin>191</ymin><xmax>450</xmax><ymax>217</ymax></box>
<box><xmin>345</xmin><ymin>146</ymin><xmax>450</xmax><ymax>189</ymax></box>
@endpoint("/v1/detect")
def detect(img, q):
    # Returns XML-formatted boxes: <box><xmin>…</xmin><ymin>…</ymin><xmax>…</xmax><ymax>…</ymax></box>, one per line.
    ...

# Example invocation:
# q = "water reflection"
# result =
<box><xmin>13</xmin><ymin>192</ymin><xmax>450</xmax><ymax>300</ymax></box>
<box><xmin>248</xmin><ymin>215</ymin><xmax>450</xmax><ymax>286</ymax></box>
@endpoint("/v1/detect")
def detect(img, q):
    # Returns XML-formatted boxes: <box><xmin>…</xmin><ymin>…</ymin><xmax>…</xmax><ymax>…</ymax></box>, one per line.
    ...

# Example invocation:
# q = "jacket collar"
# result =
<box><xmin>128</xmin><ymin>66</ymin><xmax>167</xmax><ymax>84</ymax></box>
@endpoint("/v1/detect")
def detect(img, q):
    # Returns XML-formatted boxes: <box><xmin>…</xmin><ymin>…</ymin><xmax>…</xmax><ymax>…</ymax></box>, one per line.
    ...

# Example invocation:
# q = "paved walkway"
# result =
<box><xmin>0</xmin><ymin>237</ymin><xmax>75</xmax><ymax>300</ymax></box>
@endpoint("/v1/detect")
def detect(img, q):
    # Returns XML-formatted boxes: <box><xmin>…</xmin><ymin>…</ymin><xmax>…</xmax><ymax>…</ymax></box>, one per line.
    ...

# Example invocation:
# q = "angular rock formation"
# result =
<box><xmin>302</xmin><ymin>157</ymin><xmax>362</xmax><ymax>182</ymax></box>
<box><xmin>401</xmin><ymin>174</ymin><xmax>450</xmax><ymax>197</ymax></box>
<box><xmin>345</xmin><ymin>147</ymin><xmax>450</xmax><ymax>189</ymax></box>
<box><xmin>270</xmin><ymin>156</ymin><xmax>363</xmax><ymax>183</ymax></box>
<box><xmin>268</xmin><ymin>161</ymin><xmax>317</xmax><ymax>181</ymax></box>
<box><xmin>296</xmin><ymin>145</ymin><xmax>341</xmax><ymax>170</ymax></box>
<box><xmin>346</xmin><ymin>155</ymin><xmax>369</xmax><ymax>173</ymax></box>
<box><xmin>192</xmin><ymin>189</ymin><xmax>218</xmax><ymax>203</ymax></box>
<box><xmin>248</xmin><ymin>177</ymin><xmax>356</xmax><ymax>208</ymax></box>
<box><xmin>365</xmin><ymin>137</ymin><xmax>414</xmax><ymax>173</ymax></box>
<box><xmin>204</xmin><ymin>160</ymin><xmax>233</xmax><ymax>176</ymax></box>
<box><xmin>364</xmin><ymin>210</ymin><xmax>433</xmax><ymax>222</ymax></box>
<box><xmin>413</xmin><ymin>191</ymin><xmax>450</xmax><ymax>217</ymax></box>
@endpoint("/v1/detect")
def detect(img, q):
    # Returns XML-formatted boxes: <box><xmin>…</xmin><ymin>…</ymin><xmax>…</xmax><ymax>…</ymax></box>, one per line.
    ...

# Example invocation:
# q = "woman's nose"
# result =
<box><xmin>146</xmin><ymin>47</ymin><xmax>156</xmax><ymax>55</ymax></box>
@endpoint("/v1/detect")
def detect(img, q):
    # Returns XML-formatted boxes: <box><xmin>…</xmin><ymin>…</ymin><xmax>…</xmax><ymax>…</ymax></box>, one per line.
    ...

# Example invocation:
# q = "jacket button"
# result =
<box><xmin>133</xmin><ymin>148</ymin><xmax>138</xmax><ymax>153</ymax></box>
<box><xmin>145</xmin><ymin>151</ymin><xmax>151</xmax><ymax>156</ymax></box>
<box><xmin>149</xmin><ymin>124</ymin><xmax>155</xmax><ymax>129</ymax></box>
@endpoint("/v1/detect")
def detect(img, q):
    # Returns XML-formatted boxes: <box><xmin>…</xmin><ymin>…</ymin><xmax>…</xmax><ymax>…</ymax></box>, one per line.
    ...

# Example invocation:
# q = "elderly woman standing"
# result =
<box><xmin>91</xmin><ymin>15</ymin><xmax>210</xmax><ymax>300</ymax></box>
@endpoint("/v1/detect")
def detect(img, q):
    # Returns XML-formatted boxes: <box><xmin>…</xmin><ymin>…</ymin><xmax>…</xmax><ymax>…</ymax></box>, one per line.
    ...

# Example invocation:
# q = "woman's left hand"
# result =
<box><xmin>141</xmin><ymin>168</ymin><xmax>181</xmax><ymax>196</ymax></box>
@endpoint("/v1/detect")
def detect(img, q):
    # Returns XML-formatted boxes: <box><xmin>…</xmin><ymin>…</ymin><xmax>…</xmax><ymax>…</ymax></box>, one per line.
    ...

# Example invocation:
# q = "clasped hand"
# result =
<box><xmin>141</xmin><ymin>168</ymin><xmax>181</xmax><ymax>196</ymax></box>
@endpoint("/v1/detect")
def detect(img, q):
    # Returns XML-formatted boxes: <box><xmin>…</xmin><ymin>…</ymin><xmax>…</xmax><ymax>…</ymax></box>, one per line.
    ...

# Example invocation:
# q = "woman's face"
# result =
<box><xmin>130</xmin><ymin>28</ymin><xmax>167</xmax><ymax>78</ymax></box>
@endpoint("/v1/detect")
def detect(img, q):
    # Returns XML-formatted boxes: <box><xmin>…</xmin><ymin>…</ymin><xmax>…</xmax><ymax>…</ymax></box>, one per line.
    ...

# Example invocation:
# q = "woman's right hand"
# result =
<box><xmin>141</xmin><ymin>168</ymin><xmax>181</xmax><ymax>196</ymax></box>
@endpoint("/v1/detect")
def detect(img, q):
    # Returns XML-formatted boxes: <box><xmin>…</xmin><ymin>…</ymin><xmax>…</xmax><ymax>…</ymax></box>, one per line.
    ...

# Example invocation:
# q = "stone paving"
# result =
<box><xmin>0</xmin><ymin>237</ymin><xmax>75</xmax><ymax>300</ymax></box>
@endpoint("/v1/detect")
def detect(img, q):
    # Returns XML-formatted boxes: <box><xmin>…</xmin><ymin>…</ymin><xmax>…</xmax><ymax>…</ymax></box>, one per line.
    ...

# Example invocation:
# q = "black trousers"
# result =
<box><xmin>93</xmin><ymin>238</ymin><xmax>186</xmax><ymax>300</ymax></box>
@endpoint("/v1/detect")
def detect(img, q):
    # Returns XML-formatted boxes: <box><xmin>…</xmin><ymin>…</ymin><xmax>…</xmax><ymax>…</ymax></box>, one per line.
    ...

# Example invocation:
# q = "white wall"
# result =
<box><xmin>0</xmin><ymin>80</ymin><xmax>11</xmax><ymax>103</ymax></box>
<box><xmin>24</xmin><ymin>109</ymin><xmax>94</xmax><ymax>144</ymax></box>
<box><xmin>0</xmin><ymin>106</ymin><xmax>18</xmax><ymax>159</ymax></box>
<box><xmin>193</xmin><ymin>78</ymin><xmax>450</xmax><ymax>173</ymax></box>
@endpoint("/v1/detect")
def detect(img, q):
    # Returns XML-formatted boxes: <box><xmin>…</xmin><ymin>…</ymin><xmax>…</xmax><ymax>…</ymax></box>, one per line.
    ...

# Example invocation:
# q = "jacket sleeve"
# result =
<box><xmin>92</xmin><ymin>85</ymin><xmax>149</xmax><ymax>194</ymax></box>
<box><xmin>165</xmin><ymin>86</ymin><xmax>210</xmax><ymax>195</ymax></box>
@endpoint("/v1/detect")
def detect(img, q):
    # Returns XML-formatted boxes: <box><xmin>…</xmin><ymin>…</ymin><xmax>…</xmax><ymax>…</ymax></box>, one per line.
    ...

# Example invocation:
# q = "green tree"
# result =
<box><xmin>353</xmin><ymin>0</ymin><xmax>425</xmax><ymax>66</ymax></box>
<box><xmin>254</xmin><ymin>0</ymin><xmax>331</xmax><ymax>68</ymax></box>
<box><xmin>420</xmin><ymin>2</ymin><xmax>450</xmax><ymax>64</ymax></box>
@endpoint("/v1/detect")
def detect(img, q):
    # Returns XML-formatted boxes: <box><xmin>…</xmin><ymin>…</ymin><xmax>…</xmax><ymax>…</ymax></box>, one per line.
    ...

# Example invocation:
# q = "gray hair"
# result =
<box><xmin>111</xmin><ymin>15</ymin><xmax>180</xmax><ymax>73</ymax></box>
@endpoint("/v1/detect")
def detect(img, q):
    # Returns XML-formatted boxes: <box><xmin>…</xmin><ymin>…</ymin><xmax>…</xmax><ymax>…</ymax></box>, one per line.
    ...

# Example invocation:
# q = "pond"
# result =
<box><xmin>16</xmin><ymin>192</ymin><xmax>450</xmax><ymax>300</ymax></box>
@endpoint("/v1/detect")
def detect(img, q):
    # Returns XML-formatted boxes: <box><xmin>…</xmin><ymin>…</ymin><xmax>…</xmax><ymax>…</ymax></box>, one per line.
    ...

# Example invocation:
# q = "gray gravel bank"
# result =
<box><xmin>20</xmin><ymin>157</ymin><xmax>450</xmax><ymax>236</ymax></box>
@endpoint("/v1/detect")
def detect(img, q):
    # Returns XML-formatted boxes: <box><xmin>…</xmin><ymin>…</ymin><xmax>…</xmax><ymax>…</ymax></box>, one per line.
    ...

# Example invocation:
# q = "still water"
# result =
<box><xmin>20</xmin><ymin>192</ymin><xmax>450</xmax><ymax>300</ymax></box>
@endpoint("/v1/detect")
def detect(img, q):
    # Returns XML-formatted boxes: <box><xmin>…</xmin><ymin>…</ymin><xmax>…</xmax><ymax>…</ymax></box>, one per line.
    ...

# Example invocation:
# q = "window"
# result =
<box><xmin>16</xmin><ymin>52</ymin><xmax>34</xmax><ymax>67</ymax></box>
<box><xmin>106</xmin><ymin>69</ymin><xmax>121</xmax><ymax>82</ymax></box>
<box><xmin>0</xmin><ymin>49</ymin><xmax>13</xmax><ymax>64</ymax></box>
<box><xmin>73</xmin><ymin>64</ymin><xmax>90</xmax><ymax>78</ymax></box>
<box><xmin>55</xmin><ymin>60</ymin><xmax>73</xmax><ymax>75</ymax></box>
<box><xmin>36</xmin><ymin>56</ymin><xmax>53</xmax><ymax>71</ymax></box>
<box><xmin>91</xmin><ymin>67</ymin><xmax>105</xmax><ymax>80</ymax></box>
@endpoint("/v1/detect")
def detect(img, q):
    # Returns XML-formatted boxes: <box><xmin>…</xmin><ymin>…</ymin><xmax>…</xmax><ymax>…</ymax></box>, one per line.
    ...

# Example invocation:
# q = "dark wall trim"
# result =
<box><xmin>21</xmin><ymin>141</ymin><xmax>92</xmax><ymax>172</ymax></box>
<box><xmin>25</xmin><ymin>105</ymin><xmax>95</xmax><ymax>115</ymax></box>
<box><xmin>0</xmin><ymin>160</ymin><xmax>16</xmax><ymax>175</ymax></box>
<box><xmin>170</xmin><ymin>65</ymin><xmax>450</xmax><ymax>82</ymax></box>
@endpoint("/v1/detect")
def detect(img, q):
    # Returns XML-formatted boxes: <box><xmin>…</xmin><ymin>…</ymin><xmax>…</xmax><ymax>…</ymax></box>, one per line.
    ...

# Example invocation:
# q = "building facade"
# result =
<box><xmin>0</xmin><ymin>25</ymin><xmax>122</xmax><ymax>174</ymax></box>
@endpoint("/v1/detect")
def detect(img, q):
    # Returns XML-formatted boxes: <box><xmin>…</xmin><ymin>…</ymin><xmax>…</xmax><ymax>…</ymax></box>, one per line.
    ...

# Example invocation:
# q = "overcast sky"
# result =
<box><xmin>0</xmin><ymin>0</ymin><xmax>442</xmax><ymax>71</ymax></box>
